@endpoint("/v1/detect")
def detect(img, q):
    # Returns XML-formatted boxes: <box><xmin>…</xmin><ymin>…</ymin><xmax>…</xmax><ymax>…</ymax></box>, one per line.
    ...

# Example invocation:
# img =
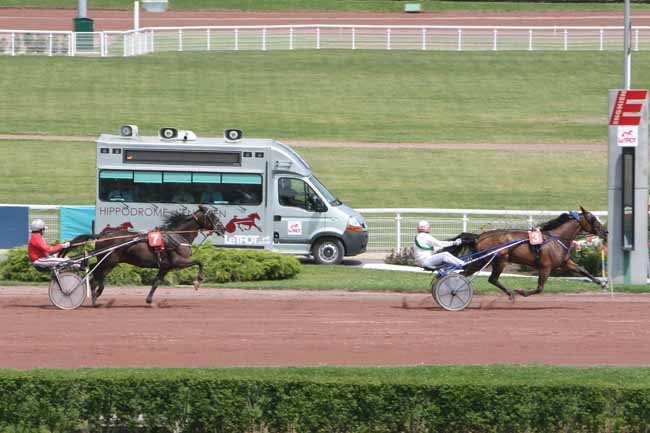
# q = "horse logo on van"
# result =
<box><xmin>225</xmin><ymin>213</ymin><xmax>262</xmax><ymax>233</ymax></box>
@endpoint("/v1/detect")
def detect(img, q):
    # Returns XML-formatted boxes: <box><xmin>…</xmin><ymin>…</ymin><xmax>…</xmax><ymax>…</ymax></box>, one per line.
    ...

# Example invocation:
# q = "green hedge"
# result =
<box><xmin>1</xmin><ymin>367</ymin><xmax>650</xmax><ymax>433</ymax></box>
<box><xmin>0</xmin><ymin>245</ymin><xmax>300</xmax><ymax>284</ymax></box>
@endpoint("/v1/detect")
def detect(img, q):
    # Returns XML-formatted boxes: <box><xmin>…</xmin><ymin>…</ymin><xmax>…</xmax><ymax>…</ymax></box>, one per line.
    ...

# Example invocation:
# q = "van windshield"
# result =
<box><xmin>309</xmin><ymin>176</ymin><xmax>341</xmax><ymax>206</ymax></box>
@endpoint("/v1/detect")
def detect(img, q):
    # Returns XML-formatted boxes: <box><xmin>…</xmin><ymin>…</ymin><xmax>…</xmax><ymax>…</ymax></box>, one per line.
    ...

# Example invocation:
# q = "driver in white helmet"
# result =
<box><xmin>28</xmin><ymin>219</ymin><xmax>71</xmax><ymax>271</ymax></box>
<box><xmin>414</xmin><ymin>220</ymin><xmax>465</xmax><ymax>270</ymax></box>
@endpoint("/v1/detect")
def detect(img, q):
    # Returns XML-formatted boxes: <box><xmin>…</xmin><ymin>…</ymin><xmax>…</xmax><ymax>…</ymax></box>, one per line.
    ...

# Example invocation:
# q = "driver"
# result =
<box><xmin>414</xmin><ymin>220</ymin><xmax>465</xmax><ymax>270</ymax></box>
<box><xmin>28</xmin><ymin>219</ymin><xmax>71</xmax><ymax>271</ymax></box>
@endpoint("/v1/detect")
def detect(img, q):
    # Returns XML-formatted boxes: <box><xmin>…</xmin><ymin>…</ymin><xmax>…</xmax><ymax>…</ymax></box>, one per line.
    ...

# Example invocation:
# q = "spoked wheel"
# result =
<box><xmin>432</xmin><ymin>274</ymin><xmax>473</xmax><ymax>312</ymax></box>
<box><xmin>48</xmin><ymin>272</ymin><xmax>86</xmax><ymax>310</ymax></box>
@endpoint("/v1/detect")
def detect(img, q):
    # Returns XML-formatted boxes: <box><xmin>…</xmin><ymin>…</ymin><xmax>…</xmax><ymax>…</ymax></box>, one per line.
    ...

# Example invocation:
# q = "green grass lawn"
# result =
<box><xmin>4</xmin><ymin>0</ymin><xmax>650</xmax><ymax>12</ymax></box>
<box><xmin>2</xmin><ymin>264</ymin><xmax>643</xmax><ymax>292</ymax></box>
<box><xmin>210</xmin><ymin>263</ymin><xmax>619</xmax><ymax>292</ymax></box>
<box><xmin>6</xmin><ymin>364</ymin><xmax>650</xmax><ymax>387</ymax></box>
<box><xmin>0</xmin><ymin>51</ymin><xmax>647</xmax><ymax>143</ymax></box>
<box><xmin>0</xmin><ymin>140</ymin><xmax>607</xmax><ymax>209</ymax></box>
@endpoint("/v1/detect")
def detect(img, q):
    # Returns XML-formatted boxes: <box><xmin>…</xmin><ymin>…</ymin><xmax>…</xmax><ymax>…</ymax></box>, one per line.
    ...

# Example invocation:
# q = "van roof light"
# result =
<box><xmin>120</xmin><ymin>124</ymin><xmax>139</xmax><ymax>138</ymax></box>
<box><xmin>159</xmin><ymin>127</ymin><xmax>196</xmax><ymax>141</ymax></box>
<box><xmin>224</xmin><ymin>129</ymin><xmax>243</xmax><ymax>142</ymax></box>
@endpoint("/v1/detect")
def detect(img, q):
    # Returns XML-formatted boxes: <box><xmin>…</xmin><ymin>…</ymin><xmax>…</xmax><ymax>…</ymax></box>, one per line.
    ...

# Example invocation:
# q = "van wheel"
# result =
<box><xmin>312</xmin><ymin>238</ymin><xmax>344</xmax><ymax>265</ymax></box>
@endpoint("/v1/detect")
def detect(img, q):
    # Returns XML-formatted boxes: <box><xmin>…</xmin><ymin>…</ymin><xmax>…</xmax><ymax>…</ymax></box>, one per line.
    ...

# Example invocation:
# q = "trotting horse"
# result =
<box><xmin>451</xmin><ymin>207</ymin><xmax>608</xmax><ymax>300</ymax></box>
<box><xmin>90</xmin><ymin>205</ymin><xmax>226</xmax><ymax>305</ymax></box>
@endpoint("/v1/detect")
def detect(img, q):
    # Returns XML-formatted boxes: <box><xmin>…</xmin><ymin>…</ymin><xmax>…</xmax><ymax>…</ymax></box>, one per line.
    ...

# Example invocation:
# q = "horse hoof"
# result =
<box><xmin>146</xmin><ymin>298</ymin><xmax>153</xmax><ymax>305</ymax></box>
<box><xmin>193</xmin><ymin>280</ymin><xmax>200</xmax><ymax>291</ymax></box>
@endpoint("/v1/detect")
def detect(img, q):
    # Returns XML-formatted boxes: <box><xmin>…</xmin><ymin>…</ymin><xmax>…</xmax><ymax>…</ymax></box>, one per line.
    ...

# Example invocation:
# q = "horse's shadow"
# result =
<box><xmin>393</xmin><ymin>297</ymin><xmax>580</xmax><ymax>312</ymax></box>
<box><xmin>4</xmin><ymin>300</ymin><xmax>192</xmax><ymax>310</ymax></box>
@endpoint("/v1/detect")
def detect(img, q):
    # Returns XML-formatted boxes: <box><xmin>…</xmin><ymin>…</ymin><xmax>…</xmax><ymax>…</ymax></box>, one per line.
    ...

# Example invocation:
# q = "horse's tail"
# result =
<box><xmin>443</xmin><ymin>232</ymin><xmax>480</xmax><ymax>256</ymax></box>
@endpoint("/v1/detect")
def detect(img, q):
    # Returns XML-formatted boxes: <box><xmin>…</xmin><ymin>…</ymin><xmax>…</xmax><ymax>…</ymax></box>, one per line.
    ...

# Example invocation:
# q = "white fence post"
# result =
<box><xmin>352</xmin><ymin>27</ymin><xmax>356</xmax><ymax>49</ymax></box>
<box><xmin>262</xmin><ymin>27</ymin><xmax>267</xmax><ymax>51</ymax></box>
<box><xmin>48</xmin><ymin>33</ymin><xmax>53</xmax><ymax>56</ymax></box>
<box><xmin>528</xmin><ymin>29</ymin><xmax>533</xmax><ymax>51</ymax></box>
<box><xmin>564</xmin><ymin>29</ymin><xmax>568</xmax><ymax>51</ymax></box>
<box><xmin>493</xmin><ymin>29</ymin><xmax>497</xmax><ymax>51</ymax></box>
<box><xmin>600</xmin><ymin>28</ymin><xmax>604</xmax><ymax>51</ymax></box>
<box><xmin>235</xmin><ymin>28</ymin><xmax>239</xmax><ymax>50</ymax></box>
<box><xmin>462</xmin><ymin>213</ymin><xmax>469</xmax><ymax>232</ymax></box>
<box><xmin>635</xmin><ymin>28</ymin><xmax>639</xmax><ymax>51</ymax></box>
<box><xmin>289</xmin><ymin>27</ymin><xmax>294</xmax><ymax>50</ymax></box>
<box><xmin>316</xmin><ymin>27</ymin><xmax>320</xmax><ymax>49</ymax></box>
<box><xmin>395</xmin><ymin>212</ymin><xmax>402</xmax><ymax>250</ymax></box>
<box><xmin>71</xmin><ymin>32</ymin><xmax>76</xmax><ymax>56</ymax></box>
<box><xmin>528</xmin><ymin>214</ymin><xmax>535</xmax><ymax>230</ymax></box>
<box><xmin>422</xmin><ymin>28</ymin><xmax>426</xmax><ymax>50</ymax></box>
<box><xmin>387</xmin><ymin>28</ymin><xmax>391</xmax><ymax>50</ymax></box>
<box><xmin>151</xmin><ymin>29</ymin><xmax>155</xmax><ymax>53</ymax></box>
<box><xmin>123</xmin><ymin>33</ymin><xmax>127</xmax><ymax>56</ymax></box>
<box><xmin>457</xmin><ymin>28</ymin><xmax>462</xmax><ymax>51</ymax></box>
<box><xmin>178</xmin><ymin>29</ymin><xmax>183</xmax><ymax>51</ymax></box>
<box><xmin>10</xmin><ymin>32</ymin><xmax>15</xmax><ymax>56</ymax></box>
<box><xmin>206</xmin><ymin>28</ymin><xmax>210</xmax><ymax>51</ymax></box>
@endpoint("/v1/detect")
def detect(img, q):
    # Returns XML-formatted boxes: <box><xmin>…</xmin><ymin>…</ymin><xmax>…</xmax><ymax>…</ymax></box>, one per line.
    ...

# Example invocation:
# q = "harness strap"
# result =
<box><xmin>414</xmin><ymin>236</ymin><xmax>433</xmax><ymax>251</ymax></box>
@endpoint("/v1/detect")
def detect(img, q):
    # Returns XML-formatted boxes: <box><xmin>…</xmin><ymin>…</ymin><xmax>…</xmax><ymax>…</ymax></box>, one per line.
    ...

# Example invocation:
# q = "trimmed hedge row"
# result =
<box><xmin>0</xmin><ymin>245</ymin><xmax>301</xmax><ymax>284</ymax></box>
<box><xmin>1</xmin><ymin>368</ymin><xmax>650</xmax><ymax>433</ymax></box>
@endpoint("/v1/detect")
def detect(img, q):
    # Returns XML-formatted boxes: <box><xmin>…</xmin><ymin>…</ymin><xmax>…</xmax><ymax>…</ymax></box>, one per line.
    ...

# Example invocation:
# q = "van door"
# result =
<box><xmin>272</xmin><ymin>176</ymin><xmax>324</xmax><ymax>254</ymax></box>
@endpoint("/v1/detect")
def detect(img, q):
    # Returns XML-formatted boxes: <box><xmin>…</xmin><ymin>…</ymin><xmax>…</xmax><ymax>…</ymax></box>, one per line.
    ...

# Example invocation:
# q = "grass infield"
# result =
<box><xmin>1</xmin><ymin>51</ymin><xmax>649</xmax><ymax>143</ymax></box>
<box><xmin>2</xmin><ymin>364</ymin><xmax>650</xmax><ymax>386</ymax></box>
<box><xmin>0</xmin><ymin>140</ymin><xmax>607</xmax><ymax>209</ymax></box>
<box><xmin>4</xmin><ymin>1</ymin><xmax>650</xmax><ymax>12</ymax></box>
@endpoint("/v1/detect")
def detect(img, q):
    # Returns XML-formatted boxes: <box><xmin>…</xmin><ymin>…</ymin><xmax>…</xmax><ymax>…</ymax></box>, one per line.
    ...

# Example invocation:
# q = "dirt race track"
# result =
<box><xmin>2</xmin><ymin>286</ymin><xmax>650</xmax><ymax>369</ymax></box>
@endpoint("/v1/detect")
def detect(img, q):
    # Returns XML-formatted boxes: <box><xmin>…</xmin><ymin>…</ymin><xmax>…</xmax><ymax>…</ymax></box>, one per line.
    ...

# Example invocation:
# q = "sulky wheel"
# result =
<box><xmin>48</xmin><ymin>272</ymin><xmax>86</xmax><ymax>310</ymax></box>
<box><xmin>432</xmin><ymin>273</ymin><xmax>473</xmax><ymax>312</ymax></box>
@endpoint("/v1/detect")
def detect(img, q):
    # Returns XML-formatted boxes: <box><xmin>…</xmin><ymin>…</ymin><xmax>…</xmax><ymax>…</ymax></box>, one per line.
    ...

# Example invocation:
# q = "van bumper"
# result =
<box><xmin>343</xmin><ymin>230</ymin><xmax>368</xmax><ymax>256</ymax></box>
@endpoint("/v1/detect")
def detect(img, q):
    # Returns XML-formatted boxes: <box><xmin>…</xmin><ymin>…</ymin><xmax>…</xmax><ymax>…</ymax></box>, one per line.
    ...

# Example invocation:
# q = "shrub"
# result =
<box><xmin>384</xmin><ymin>247</ymin><xmax>416</xmax><ymax>266</ymax></box>
<box><xmin>0</xmin><ymin>244</ymin><xmax>301</xmax><ymax>285</ymax></box>
<box><xmin>0</xmin><ymin>246</ymin><xmax>51</xmax><ymax>282</ymax></box>
<box><xmin>571</xmin><ymin>245</ymin><xmax>605</xmax><ymax>277</ymax></box>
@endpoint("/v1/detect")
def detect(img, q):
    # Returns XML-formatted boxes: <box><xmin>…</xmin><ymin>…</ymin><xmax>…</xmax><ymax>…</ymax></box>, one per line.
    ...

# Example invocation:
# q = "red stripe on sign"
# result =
<box><xmin>610</xmin><ymin>90</ymin><xmax>648</xmax><ymax>126</ymax></box>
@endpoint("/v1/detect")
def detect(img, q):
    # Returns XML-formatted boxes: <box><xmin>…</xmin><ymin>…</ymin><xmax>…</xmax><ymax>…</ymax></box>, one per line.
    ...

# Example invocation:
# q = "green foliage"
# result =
<box><xmin>0</xmin><ymin>245</ymin><xmax>300</xmax><ymax>285</ymax></box>
<box><xmin>570</xmin><ymin>245</ymin><xmax>605</xmax><ymax>276</ymax></box>
<box><xmin>0</xmin><ymin>246</ymin><xmax>50</xmax><ymax>282</ymax></box>
<box><xmin>2</xmin><ymin>367</ymin><xmax>650</xmax><ymax>432</ymax></box>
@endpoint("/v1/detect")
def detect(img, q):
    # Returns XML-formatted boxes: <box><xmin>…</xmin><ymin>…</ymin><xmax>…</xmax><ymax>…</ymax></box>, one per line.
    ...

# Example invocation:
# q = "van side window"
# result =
<box><xmin>98</xmin><ymin>170</ymin><xmax>262</xmax><ymax>205</ymax></box>
<box><xmin>278</xmin><ymin>178</ymin><xmax>319</xmax><ymax>211</ymax></box>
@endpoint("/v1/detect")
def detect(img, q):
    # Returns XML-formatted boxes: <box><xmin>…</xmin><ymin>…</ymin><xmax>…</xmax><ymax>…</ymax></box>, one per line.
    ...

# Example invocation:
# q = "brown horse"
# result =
<box><xmin>455</xmin><ymin>207</ymin><xmax>608</xmax><ymax>299</ymax></box>
<box><xmin>90</xmin><ymin>205</ymin><xmax>226</xmax><ymax>305</ymax></box>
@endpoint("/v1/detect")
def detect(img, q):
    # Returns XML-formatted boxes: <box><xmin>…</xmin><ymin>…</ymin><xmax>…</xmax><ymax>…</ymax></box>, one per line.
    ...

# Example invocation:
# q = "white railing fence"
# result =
<box><xmin>1</xmin><ymin>25</ymin><xmax>649</xmax><ymax>57</ymax></box>
<box><xmin>358</xmin><ymin>208</ymin><xmax>608</xmax><ymax>251</ymax></box>
<box><xmin>19</xmin><ymin>205</ymin><xmax>607</xmax><ymax>250</ymax></box>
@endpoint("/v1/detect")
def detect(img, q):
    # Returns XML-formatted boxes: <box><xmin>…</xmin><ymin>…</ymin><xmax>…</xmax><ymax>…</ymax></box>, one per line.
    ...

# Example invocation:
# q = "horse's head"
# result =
<box><xmin>194</xmin><ymin>205</ymin><xmax>226</xmax><ymax>236</ymax></box>
<box><xmin>578</xmin><ymin>206</ymin><xmax>608</xmax><ymax>239</ymax></box>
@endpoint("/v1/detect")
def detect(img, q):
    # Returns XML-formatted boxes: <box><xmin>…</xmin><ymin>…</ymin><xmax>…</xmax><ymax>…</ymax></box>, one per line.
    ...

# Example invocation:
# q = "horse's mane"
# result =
<box><xmin>161</xmin><ymin>211</ymin><xmax>191</xmax><ymax>230</ymax></box>
<box><xmin>538</xmin><ymin>213</ymin><xmax>573</xmax><ymax>232</ymax></box>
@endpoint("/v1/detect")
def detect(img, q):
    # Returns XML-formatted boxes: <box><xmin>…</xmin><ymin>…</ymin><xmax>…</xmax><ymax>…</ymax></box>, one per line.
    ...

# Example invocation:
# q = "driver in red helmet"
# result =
<box><xmin>28</xmin><ymin>219</ymin><xmax>70</xmax><ymax>271</ymax></box>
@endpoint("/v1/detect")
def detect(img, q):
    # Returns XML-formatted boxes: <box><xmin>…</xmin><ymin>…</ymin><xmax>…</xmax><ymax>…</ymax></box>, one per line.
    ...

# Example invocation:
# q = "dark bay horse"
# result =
<box><xmin>90</xmin><ymin>205</ymin><xmax>226</xmax><ymax>305</ymax></box>
<box><xmin>454</xmin><ymin>207</ymin><xmax>608</xmax><ymax>299</ymax></box>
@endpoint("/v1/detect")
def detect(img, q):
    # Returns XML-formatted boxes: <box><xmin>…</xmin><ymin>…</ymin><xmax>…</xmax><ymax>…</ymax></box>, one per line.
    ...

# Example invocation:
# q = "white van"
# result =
<box><xmin>94</xmin><ymin>126</ymin><xmax>368</xmax><ymax>264</ymax></box>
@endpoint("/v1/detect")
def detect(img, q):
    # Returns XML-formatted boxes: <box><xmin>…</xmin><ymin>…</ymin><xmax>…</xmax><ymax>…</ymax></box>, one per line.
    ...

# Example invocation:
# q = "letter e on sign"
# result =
<box><xmin>610</xmin><ymin>90</ymin><xmax>648</xmax><ymax>126</ymax></box>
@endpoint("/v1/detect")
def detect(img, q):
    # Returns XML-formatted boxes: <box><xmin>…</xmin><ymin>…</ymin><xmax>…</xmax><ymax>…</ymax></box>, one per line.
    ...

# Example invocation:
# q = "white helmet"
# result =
<box><xmin>417</xmin><ymin>220</ymin><xmax>430</xmax><ymax>233</ymax></box>
<box><xmin>30</xmin><ymin>219</ymin><xmax>47</xmax><ymax>232</ymax></box>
